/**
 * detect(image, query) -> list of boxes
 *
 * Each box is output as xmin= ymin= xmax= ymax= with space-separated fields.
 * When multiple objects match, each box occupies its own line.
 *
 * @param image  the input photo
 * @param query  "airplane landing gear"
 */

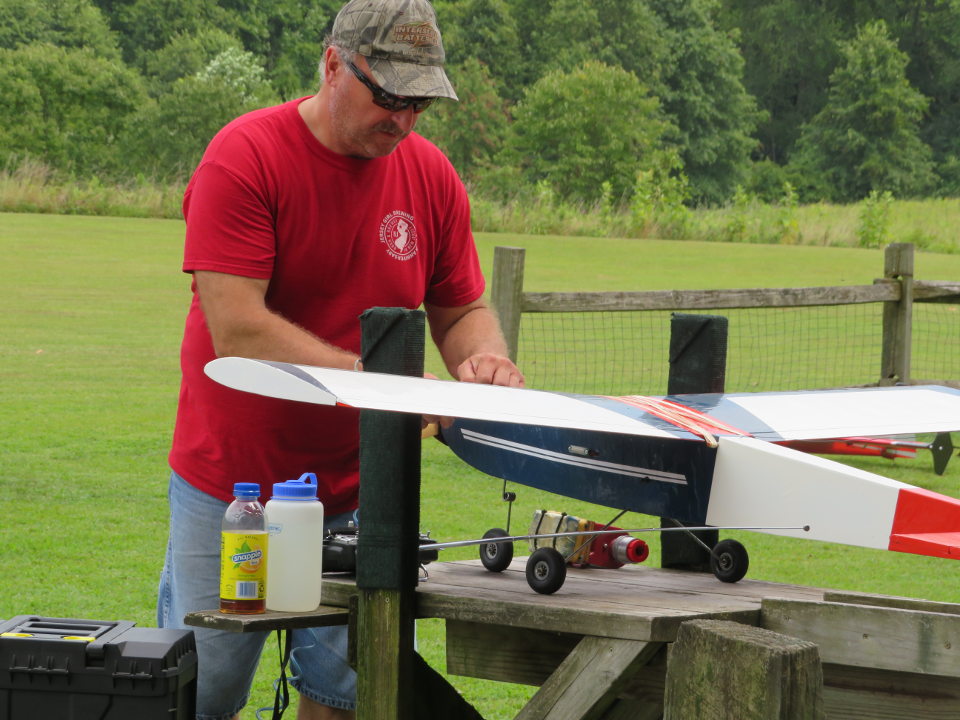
xmin=710 ymin=538 xmax=749 ymax=583
xmin=526 ymin=547 xmax=567 ymax=594
xmin=479 ymin=528 xmax=513 ymax=572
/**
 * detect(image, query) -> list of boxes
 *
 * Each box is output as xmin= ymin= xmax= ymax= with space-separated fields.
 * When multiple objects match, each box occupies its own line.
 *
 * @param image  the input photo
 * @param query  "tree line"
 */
xmin=1 ymin=0 xmax=954 ymax=208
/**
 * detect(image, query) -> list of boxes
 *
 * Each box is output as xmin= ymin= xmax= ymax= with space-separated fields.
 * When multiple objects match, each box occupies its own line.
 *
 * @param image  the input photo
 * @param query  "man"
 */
xmin=157 ymin=0 xmax=523 ymax=718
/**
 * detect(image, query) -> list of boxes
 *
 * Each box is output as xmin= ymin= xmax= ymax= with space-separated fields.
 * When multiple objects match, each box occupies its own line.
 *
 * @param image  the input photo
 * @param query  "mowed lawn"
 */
xmin=2 ymin=211 xmax=960 ymax=718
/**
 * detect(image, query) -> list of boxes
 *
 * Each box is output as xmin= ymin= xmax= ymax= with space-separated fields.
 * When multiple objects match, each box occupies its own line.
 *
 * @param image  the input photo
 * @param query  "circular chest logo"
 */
xmin=380 ymin=210 xmax=418 ymax=261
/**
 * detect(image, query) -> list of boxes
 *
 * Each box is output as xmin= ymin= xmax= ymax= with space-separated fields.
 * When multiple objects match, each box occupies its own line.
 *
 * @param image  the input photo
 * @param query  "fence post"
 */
xmin=492 ymin=246 xmax=526 ymax=363
xmin=880 ymin=243 xmax=914 ymax=385
xmin=663 ymin=620 xmax=824 ymax=719
xmin=661 ymin=313 xmax=727 ymax=571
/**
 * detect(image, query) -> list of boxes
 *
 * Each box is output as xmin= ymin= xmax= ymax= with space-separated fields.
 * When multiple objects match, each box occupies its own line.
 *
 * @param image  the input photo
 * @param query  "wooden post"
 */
xmin=660 ymin=313 xmax=726 ymax=571
xmin=355 ymin=307 xmax=485 ymax=720
xmin=663 ymin=620 xmax=824 ymax=720
xmin=880 ymin=243 xmax=914 ymax=385
xmin=356 ymin=307 xmax=425 ymax=720
xmin=491 ymin=246 xmax=526 ymax=363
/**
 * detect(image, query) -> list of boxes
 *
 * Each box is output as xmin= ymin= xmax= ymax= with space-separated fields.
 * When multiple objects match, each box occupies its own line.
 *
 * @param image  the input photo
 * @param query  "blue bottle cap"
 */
xmin=272 ymin=472 xmax=318 ymax=500
xmin=233 ymin=482 xmax=260 ymax=498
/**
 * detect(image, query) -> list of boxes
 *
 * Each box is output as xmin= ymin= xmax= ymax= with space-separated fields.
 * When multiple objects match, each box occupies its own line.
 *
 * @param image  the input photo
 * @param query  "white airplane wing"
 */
xmin=204 ymin=357 xmax=960 ymax=442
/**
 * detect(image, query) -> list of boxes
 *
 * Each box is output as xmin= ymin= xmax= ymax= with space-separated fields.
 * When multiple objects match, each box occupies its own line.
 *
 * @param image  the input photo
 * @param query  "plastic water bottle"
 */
xmin=219 ymin=482 xmax=268 ymax=614
xmin=265 ymin=472 xmax=325 ymax=612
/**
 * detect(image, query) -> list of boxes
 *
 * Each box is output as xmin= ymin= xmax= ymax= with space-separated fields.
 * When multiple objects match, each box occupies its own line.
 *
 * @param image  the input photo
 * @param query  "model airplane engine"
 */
xmin=589 ymin=532 xmax=650 ymax=568
xmin=528 ymin=510 xmax=649 ymax=569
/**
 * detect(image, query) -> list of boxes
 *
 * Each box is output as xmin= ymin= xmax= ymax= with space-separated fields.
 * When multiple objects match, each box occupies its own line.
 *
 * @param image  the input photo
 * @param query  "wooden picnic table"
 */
xmin=186 ymin=557 xmax=960 ymax=719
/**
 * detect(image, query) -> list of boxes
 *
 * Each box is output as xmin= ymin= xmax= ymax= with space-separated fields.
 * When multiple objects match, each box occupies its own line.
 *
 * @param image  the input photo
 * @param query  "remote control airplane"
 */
xmin=205 ymin=358 xmax=960 ymax=593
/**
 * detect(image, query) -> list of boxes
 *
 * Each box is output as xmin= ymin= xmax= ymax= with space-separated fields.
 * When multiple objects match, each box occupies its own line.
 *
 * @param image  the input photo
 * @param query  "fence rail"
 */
xmin=492 ymin=243 xmax=960 ymax=391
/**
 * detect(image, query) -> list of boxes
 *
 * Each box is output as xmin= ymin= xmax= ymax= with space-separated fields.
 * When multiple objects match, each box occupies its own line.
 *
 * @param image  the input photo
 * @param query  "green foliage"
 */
xmin=0 ymin=43 xmax=147 ymax=176
xmin=434 ymin=0 xmax=525 ymax=101
xmin=124 ymin=49 xmax=279 ymax=179
xmin=0 ymin=0 xmax=121 ymax=58
xmin=628 ymin=150 xmax=692 ymax=239
xmin=790 ymin=20 xmax=936 ymax=203
xmin=717 ymin=0 xmax=841 ymax=164
xmin=414 ymin=58 xmax=510 ymax=181
xmin=10 ymin=0 xmax=960 ymax=206
xmin=102 ymin=0 xmax=221 ymax=66
xmin=196 ymin=46 xmax=276 ymax=104
xmin=141 ymin=27 xmax=241 ymax=95
xmin=857 ymin=189 xmax=894 ymax=248
xmin=503 ymin=60 xmax=672 ymax=205
xmin=646 ymin=0 xmax=761 ymax=205
xmin=777 ymin=181 xmax=800 ymax=244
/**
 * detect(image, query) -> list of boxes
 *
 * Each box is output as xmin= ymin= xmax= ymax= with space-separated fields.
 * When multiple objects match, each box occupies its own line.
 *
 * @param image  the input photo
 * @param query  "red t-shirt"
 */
xmin=169 ymin=97 xmax=485 ymax=513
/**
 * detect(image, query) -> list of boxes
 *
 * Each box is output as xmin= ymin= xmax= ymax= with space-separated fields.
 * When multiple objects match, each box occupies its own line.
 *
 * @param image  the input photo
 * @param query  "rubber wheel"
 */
xmin=479 ymin=528 xmax=513 ymax=572
xmin=711 ymin=539 xmax=749 ymax=583
xmin=525 ymin=547 xmax=567 ymax=594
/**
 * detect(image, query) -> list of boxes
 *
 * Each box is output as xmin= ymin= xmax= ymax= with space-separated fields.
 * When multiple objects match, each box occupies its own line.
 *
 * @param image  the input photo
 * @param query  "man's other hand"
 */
xmin=456 ymin=352 xmax=524 ymax=387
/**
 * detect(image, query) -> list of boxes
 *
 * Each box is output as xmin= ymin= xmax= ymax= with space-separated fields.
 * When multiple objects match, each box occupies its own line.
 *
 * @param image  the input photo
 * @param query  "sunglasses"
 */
xmin=346 ymin=60 xmax=436 ymax=114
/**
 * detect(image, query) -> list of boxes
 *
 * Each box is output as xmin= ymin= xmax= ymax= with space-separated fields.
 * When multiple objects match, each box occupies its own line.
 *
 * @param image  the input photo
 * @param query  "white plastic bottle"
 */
xmin=265 ymin=472 xmax=325 ymax=611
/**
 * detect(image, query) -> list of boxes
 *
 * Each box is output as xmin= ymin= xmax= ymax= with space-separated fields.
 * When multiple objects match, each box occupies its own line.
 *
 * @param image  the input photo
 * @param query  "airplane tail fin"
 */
xmin=931 ymin=432 xmax=954 ymax=476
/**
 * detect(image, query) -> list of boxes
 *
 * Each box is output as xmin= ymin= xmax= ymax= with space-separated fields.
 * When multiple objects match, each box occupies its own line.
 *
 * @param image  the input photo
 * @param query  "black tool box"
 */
xmin=0 ymin=616 xmax=196 ymax=720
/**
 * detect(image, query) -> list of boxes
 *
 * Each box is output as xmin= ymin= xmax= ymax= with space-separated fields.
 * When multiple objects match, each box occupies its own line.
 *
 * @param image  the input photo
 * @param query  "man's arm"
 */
xmin=195 ymin=270 xmax=359 ymax=369
xmin=425 ymin=298 xmax=524 ymax=387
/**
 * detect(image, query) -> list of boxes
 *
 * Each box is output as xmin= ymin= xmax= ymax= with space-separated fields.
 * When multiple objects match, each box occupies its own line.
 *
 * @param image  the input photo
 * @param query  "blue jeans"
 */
xmin=157 ymin=471 xmax=357 ymax=719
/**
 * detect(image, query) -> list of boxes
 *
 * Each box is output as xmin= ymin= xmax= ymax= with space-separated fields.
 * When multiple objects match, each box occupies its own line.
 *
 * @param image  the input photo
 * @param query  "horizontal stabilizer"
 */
xmin=889 ymin=486 xmax=960 ymax=559
xmin=889 ymin=532 xmax=960 ymax=559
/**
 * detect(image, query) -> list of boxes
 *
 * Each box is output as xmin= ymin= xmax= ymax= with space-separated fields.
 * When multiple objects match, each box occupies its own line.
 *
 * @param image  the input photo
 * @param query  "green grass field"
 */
xmin=2 ymin=212 xmax=959 ymax=718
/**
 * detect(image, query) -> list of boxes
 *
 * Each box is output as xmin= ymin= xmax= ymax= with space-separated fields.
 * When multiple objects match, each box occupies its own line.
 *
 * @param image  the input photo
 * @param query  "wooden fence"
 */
xmin=491 ymin=242 xmax=960 ymax=389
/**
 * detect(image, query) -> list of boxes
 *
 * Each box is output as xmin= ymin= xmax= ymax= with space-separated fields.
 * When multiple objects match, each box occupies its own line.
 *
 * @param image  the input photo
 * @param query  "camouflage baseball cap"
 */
xmin=331 ymin=0 xmax=458 ymax=100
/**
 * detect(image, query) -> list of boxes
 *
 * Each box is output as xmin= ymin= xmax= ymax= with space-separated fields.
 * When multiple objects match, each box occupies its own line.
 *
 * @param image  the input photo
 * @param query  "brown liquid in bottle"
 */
xmin=220 ymin=597 xmax=266 ymax=614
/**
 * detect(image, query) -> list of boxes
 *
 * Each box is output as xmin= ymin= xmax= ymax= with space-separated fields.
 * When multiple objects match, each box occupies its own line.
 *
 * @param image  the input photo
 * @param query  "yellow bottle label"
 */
xmin=220 ymin=531 xmax=268 ymax=601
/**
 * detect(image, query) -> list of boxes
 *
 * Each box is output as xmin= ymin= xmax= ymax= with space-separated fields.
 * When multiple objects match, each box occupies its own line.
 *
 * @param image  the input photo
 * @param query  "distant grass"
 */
xmin=2 ymin=212 xmax=959 ymax=718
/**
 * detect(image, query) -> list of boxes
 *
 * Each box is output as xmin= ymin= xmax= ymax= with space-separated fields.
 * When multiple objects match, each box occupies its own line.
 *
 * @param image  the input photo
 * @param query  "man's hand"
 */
xmin=456 ymin=352 xmax=525 ymax=388
xmin=421 ymin=358 xmax=524 ymax=435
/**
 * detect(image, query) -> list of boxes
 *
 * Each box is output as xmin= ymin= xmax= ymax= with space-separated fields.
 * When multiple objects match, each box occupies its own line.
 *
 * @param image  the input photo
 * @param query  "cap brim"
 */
xmin=368 ymin=57 xmax=458 ymax=101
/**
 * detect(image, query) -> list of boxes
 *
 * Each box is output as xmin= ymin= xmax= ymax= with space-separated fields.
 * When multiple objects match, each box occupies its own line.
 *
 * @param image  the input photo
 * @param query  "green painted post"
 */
xmin=354 ymin=307 xmax=485 ymax=720
xmin=355 ymin=307 xmax=424 ymax=720
xmin=660 ymin=313 xmax=727 ymax=572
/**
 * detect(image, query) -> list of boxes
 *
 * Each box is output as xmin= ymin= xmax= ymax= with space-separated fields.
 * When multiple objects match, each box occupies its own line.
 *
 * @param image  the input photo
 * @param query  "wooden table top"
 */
xmin=321 ymin=558 xmax=826 ymax=643
xmin=186 ymin=558 xmax=828 ymax=641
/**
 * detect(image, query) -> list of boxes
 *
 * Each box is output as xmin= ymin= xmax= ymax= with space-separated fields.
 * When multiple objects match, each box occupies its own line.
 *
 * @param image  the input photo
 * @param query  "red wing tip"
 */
xmin=889 ymin=532 xmax=960 ymax=559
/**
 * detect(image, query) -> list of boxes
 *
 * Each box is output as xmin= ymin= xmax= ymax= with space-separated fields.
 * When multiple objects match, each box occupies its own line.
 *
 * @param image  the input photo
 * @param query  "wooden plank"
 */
xmin=822 ymin=663 xmax=960 ymax=720
xmin=824 ymin=591 xmax=960 ymax=616
xmin=520 ymin=283 xmax=898 ymax=313
xmin=445 ymin=620 xmax=580 ymax=686
xmin=445 ymin=619 xmax=668 ymax=708
xmin=663 ymin=619 xmax=824 ymax=720
xmin=914 ymin=280 xmax=960 ymax=302
xmin=183 ymin=605 xmax=349 ymax=632
xmin=599 ymin=699 xmax=663 ymax=720
xmin=762 ymin=598 xmax=960 ymax=676
xmin=355 ymin=588 xmax=416 ymax=720
xmin=515 ymin=636 xmax=663 ymax=720
xmin=491 ymin=246 xmax=526 ymax=362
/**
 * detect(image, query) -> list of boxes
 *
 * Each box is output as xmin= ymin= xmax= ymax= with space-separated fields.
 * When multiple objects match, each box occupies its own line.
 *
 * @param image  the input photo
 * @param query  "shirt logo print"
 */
xmin=380 ymin=210 xmax=419 ymax=261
